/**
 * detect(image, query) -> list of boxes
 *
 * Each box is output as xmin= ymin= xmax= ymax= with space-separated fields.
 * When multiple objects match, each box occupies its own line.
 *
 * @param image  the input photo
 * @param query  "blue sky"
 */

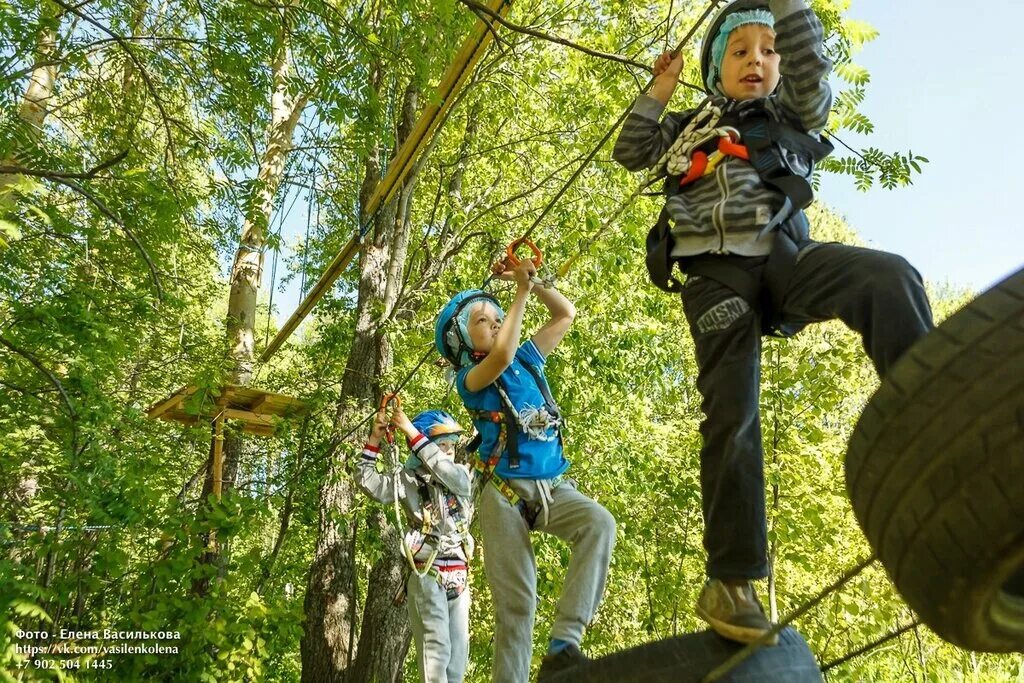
xmin=817 ymin=0 xmax=1024 ymax=292
xmin=264 ymin=0 xmax=1024 ymax=327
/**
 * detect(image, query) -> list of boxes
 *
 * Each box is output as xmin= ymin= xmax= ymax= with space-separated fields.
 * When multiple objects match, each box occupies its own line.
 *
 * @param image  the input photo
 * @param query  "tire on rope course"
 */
xmin=845 ymin=265 xmax=1024 ymax=652
xmin=541 ymin=627 xmax=822 ymax=682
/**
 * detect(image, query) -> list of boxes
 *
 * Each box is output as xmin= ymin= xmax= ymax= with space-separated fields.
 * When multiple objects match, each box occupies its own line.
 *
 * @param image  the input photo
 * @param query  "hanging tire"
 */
xmin=845 ymin=265 xmax=1024 ymax=652
xmin=540 ymin=627 xmax=822 ymax=683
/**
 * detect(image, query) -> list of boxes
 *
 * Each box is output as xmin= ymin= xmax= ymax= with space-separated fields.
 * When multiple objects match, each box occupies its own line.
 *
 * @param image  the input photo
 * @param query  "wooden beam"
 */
xmin=249 ymin=393 xmax=272 ymax=414
xmin=242 ymin=424 xmax=275 ymax=437
xmin=212 ymin=416 xmax=224 ymax=500
xmin=147 ymin=385 xmax=195 ymax=419
xmin=258 ymin=0 xmax=514 ymax=363
xmin=222 ymin=408 xmax=276 ymax=429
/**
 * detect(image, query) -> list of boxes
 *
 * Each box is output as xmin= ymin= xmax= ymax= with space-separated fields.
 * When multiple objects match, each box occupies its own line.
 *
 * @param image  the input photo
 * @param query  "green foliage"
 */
xmin=0 ymin=0 xmax=1015 ymax=681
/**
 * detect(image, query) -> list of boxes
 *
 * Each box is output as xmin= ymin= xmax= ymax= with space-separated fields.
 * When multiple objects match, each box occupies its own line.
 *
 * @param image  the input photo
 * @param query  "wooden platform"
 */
xmin=146 ymin=384 xmax=306 ymax=436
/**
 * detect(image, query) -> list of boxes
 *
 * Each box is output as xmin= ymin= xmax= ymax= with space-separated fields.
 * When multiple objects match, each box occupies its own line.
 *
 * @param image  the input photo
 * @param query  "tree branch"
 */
xmin=48 ymin=177 xmax=164 ymax=302
xmin=47 ymin=0 xmax=185 ymax=157
xmin=0 ymin=334 xmax=76 ymax=419
xmin=457 ymin=0 xmax=650 ymax=73
xmin=0 ymin=149 xmax=128 ymax=180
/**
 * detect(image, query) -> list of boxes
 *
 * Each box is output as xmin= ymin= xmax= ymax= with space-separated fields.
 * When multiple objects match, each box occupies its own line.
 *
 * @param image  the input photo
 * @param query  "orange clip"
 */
xmin=679 ymin=151 xmax=709 ymax=188
xmin=718 ymin=135 xmax=749 ymax=160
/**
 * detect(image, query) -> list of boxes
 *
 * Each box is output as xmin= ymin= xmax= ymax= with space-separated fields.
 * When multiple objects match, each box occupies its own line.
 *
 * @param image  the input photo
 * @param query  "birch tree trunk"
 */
xmin=0 ymin=4 xmax=59 ymax=200
xmin=195 ymin=5 xmax=307 ymax=592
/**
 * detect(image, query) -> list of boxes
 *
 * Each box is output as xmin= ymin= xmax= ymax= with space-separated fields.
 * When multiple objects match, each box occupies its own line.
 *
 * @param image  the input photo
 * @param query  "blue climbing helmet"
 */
xmin=405 ymin=410 xmax=464 ymax=469
xmin=411 ymin=410 xmax=464 ymax=442
xmin=700 ymin=0 xmax=773 ymax=95
xmin=434 ymin=289 xmax=504 ymax=368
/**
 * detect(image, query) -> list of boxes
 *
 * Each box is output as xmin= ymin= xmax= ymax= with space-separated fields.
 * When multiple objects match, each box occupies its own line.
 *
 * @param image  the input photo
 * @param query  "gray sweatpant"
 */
xmin=407 ymin=572 xmax=471 ymax=683
xmin=479 ymin=477 xmax=616 ymax=683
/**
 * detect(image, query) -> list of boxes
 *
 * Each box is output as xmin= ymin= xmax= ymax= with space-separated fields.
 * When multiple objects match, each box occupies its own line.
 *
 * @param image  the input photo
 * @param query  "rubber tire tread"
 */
xmin=540 ymin=627 xmax=822 ymax=683
xmin=845 ymin=265 xmax=1024 ymax=652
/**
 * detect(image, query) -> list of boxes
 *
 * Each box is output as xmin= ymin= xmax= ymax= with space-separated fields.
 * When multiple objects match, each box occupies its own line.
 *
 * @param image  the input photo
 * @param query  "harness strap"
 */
xmin=414 ymin=559 xmax=469 ymax=601
xmin=466 ymin=416 xmax=521 ymax=505
xmin=678 ymin=216 xmax=809 ymax=338
xmin=492 ymin=379 xmax=522 ymax=470
xmin=471 ymin=455 xmax=522 ymax=507
xmin=466 ymin=359 xmax=563 ymax=472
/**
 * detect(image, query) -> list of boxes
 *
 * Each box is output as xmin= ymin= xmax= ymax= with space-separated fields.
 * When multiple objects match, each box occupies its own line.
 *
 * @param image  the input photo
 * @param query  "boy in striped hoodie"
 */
xmin=613 ymin=0 xmax=933 ymax=644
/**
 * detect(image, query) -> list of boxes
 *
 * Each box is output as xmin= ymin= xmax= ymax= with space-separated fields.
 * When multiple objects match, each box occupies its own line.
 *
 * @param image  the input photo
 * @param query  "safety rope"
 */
xmin=664 ymin=102 xmax=720 ymax=175
xmin=514 ymin=0 xmax=728 ymax=250
xmin=379 ymin=394 xmax=439 ymax=578
xmin=273 ymin=345 xmax=438 ymax=490
xmin=820 ymin=618 xmax=922 ymax=674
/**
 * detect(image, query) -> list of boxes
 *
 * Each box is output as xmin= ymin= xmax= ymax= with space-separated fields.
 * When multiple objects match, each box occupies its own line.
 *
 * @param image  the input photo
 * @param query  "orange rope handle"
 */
xmin=503 ymin=237 xmax=544 ymax=269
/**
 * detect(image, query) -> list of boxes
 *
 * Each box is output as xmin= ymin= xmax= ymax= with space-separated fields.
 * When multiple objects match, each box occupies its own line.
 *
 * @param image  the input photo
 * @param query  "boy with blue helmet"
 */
xmin=435 ymin=259 xmax=616 ymax=682
xmin=356 ymin=405 xmax=474 ymax=683
xmin=613 ymin=0 xmax=933 ymax=645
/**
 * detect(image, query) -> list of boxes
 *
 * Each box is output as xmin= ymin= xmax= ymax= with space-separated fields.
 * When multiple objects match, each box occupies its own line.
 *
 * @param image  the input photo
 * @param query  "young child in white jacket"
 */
xmin=356 ymin=406 xmax=474 ymax=683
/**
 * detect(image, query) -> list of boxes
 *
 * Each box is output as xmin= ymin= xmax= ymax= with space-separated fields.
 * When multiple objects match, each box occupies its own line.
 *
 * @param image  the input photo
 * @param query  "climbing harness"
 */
xmin=381 ymin=396 xmax=475 ymax=599
xmin=414 ymin=557 xmax=470 ymax=601
xmin=645 ymin=96 xmax=834 ymax=336
xmin=466 ymin=414 xmax=552 ymax=530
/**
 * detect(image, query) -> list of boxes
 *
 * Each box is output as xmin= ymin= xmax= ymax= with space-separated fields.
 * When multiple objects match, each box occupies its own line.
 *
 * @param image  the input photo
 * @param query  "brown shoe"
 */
xmin=696 ymin=579 xmax=779 ymax=645
xmin=537 ymin=643 xmax=589 ymax=680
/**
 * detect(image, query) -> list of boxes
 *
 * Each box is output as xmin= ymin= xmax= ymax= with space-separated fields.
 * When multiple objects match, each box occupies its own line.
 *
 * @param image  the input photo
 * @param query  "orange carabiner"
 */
xmin=504 ymin=237 xmax=544 ymax=269
xmin=379 ymin=393 xmax=401 ymax=443
xmin=718 ymin=135 xmax=749 ymax=161
xmin=679 ymin=150 xmax=709 ymax=188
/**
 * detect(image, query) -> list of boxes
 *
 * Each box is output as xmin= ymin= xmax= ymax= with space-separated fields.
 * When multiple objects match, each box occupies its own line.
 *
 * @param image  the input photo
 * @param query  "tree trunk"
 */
xmin=195 ymin=5 xmax=307 ymax=593
xmin=1 ymin=5 xmax=59 ymax=212
xmin=226 ymin=37 xmax=307 ymax=390
xmin=302 ymin=79 xmax=421 ymax=683
xmin=301 ymin=235 xmax=393 ymax=683
xmin=348 ymin=511 xmax=412 ymax=683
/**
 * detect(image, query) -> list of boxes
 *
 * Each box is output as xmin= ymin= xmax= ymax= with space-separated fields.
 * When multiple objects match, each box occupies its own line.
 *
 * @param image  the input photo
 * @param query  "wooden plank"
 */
xmin=147 ymin=385 xmax=196 ymax=419
xmin=222 ymin=408 xmax=277 ymax=429
xmin=242 ymin=424 xmax=275 ymax=437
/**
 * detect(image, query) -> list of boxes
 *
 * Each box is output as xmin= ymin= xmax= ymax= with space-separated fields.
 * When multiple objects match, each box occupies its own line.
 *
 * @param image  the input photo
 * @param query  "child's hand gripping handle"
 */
xmin=492 ymin=237 xmax=556 ymax=289
xmin=502 ymin=237 xmax=544 ymax=269
xmin=379 ymin=393 xmax=401 ymax=444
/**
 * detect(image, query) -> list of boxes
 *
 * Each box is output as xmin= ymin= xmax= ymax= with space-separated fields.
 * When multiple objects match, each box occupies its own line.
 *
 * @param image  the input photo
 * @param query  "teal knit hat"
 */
xmin=705 ymin=9 xmax=775 ymax=93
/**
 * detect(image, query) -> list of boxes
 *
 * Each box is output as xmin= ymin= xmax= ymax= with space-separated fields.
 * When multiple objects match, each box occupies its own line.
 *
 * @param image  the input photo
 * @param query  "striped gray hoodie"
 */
xmin=613 ymin=0 xmax=832 ymax=257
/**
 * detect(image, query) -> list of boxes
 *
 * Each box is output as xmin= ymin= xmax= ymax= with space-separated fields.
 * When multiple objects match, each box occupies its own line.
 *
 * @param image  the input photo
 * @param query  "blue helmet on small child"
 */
xmin=405 ymin=410 xmax=464 ymax=470
xmin=411 ymin=410 xmax=463 ymax=443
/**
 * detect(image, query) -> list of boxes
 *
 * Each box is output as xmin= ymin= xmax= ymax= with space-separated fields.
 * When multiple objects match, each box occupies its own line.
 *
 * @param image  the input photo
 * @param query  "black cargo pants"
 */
xmin=680 ymin=242 xmax=935 ymax=579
